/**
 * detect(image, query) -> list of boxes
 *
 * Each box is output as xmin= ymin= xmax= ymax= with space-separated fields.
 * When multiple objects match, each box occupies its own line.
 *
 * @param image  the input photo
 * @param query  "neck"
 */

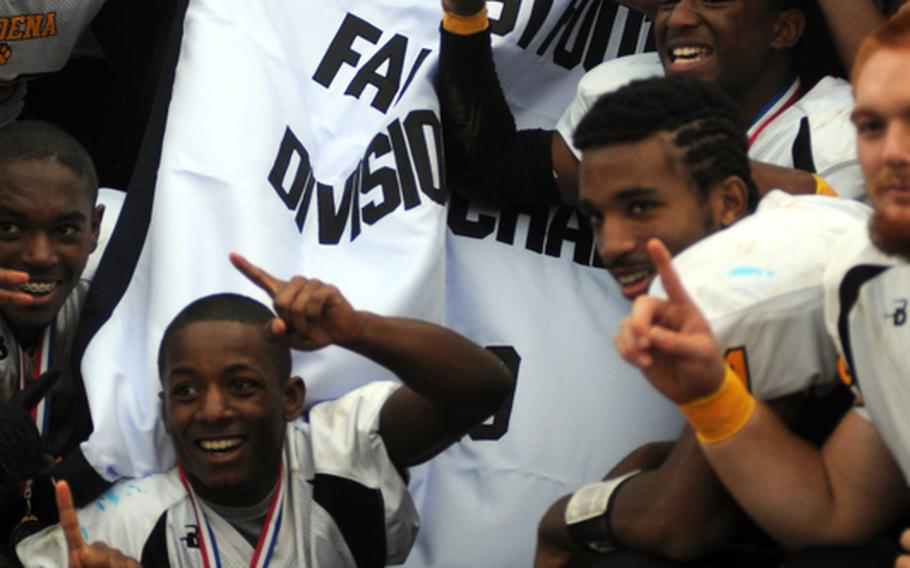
xmin=732 ymin=59 xmax=799 ymax=129
xmin=11 ymin=326 xmax=43 ymax=352
xmin=187 ymin=461 xmax=281 ymax=508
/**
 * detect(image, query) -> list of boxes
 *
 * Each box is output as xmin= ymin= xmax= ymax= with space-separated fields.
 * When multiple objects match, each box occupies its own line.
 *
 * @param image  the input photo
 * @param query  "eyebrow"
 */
xmin=223 ymin=363 xmax=261 ymax=375
xmin=613 ymin=187 xmax=659 ymax=201
xmin=167 ymin=367 xmax=196 ymax=380
xmin=850 ymin=102 xmax=887 ymax=121
xmin=578 ymin=201 xmax=598 ymax=218
xmin=0 ymin=209 xmax=89 ymax=222
xmin=55 ymin=212 xmax=89 ymax=224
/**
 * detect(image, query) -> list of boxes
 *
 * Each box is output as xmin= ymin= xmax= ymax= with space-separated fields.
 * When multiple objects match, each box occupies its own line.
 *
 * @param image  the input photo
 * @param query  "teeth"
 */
xmin=671 ymin=46 xmax=711 ymax=61
xmin=199 ymin=438 xmax=243 ymax=451
xmin=617 ymin=270 xmax=651 ymax=286
xmin=19 ymin=281 xmax=57 ymax=295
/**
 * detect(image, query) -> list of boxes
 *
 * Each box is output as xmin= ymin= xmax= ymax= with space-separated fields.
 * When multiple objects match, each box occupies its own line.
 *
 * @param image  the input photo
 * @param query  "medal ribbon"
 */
xmin=747 ymin=78 xmax=802 ymax=148
xmin=178 ymin=462 xmax=285 ymax=568
xmin=18 ymin=325 xmax=54 ymax=438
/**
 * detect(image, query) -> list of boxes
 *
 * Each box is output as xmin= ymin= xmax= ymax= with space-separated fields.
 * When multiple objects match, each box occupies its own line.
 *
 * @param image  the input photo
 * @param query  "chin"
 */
xmin=1 ymin=306 xmax=59 ymax=339
xmin=869 ymin=209 xmax=910 ymax=262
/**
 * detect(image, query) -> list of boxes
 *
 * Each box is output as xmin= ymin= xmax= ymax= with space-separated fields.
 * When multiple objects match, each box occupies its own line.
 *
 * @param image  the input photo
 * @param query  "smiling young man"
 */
xmin=533 ymin=76 xmax=871 ymax=568
xmin=0 ymin=120 xmax=109 ymax=563
xmin=17 ymin=254 xmax=514 ymax=567
xmin=439 ymin=0 xmax=862 ymax=205
xmin=607 ymin=12 xmax=910 ymax=567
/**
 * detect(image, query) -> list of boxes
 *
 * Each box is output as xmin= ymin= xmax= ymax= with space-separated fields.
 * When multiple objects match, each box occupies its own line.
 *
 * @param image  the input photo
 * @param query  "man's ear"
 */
xmin=713 ymin=175 xmax=750 ymax=229
xmin=159 ymin=391 xmax=169 ymax=434
xmin=770 ymin=8 xmax=805 ymax=50
xmin=90 ymin=204 xmax=105 ymax=253
xmin=283 ymin=377 xmax=305 ymax=421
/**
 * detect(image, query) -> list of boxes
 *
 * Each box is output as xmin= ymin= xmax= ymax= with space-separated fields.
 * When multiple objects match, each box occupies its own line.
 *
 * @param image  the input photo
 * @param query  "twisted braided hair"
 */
xmin=573 ymin=76 xmax=758 ymax=212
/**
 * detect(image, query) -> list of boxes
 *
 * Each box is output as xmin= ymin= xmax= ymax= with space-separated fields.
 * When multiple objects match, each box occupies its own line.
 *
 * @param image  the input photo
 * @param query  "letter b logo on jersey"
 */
xmin=887 ymin=299 xmax=907 ymax=327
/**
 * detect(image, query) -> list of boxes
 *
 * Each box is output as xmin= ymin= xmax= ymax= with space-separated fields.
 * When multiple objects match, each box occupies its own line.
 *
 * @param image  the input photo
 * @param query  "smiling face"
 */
xmin=656 ymin=0 xmax=794 ymax=98
xmin=580 ymin=133 xmax=737 ymax=300
xmin=161 ymin=320 xmax=304 ymax=507
xmin=0 ymin=157 xmax=101 ymax=344
xmin=852 ymin=47 xmax=910 ymax=260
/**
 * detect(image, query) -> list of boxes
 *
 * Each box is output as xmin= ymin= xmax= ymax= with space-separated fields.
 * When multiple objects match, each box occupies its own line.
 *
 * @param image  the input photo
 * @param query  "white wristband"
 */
xmin=564 ymin=470 xmax=641 ymax=553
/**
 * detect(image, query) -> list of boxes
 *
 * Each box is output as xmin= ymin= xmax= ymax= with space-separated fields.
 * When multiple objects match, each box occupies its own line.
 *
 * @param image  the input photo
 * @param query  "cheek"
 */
xmin=858 ymin=139 xmax=884 ymax=182
xmin=659 ymin=217 xmax=708 ymax=256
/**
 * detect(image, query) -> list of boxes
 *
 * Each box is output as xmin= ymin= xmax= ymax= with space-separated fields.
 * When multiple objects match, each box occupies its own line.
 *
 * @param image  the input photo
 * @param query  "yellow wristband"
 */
xmin=813 ymin=174 xmax=838 ymax=197
xmin=678 ymin=365 xmax=756 ymax=445
xmin=443 ymin=8 xmax=490 ymax=36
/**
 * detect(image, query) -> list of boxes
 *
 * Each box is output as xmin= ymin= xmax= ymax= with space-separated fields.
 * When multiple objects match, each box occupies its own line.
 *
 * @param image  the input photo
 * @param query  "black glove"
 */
xmin=0 ymin=371 xmax=61 ymax=484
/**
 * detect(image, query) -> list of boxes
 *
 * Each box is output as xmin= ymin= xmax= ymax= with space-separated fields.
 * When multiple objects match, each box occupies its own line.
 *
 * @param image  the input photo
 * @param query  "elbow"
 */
xmin=775 ymin=525 xmax=881 ymax=553
xmin=484 ymin=362 xmax=515 ymax=414
xmin=660 ymin=529 xmax=730 ymax=562
xmin=648 ymin=508 xmax=737 ymax=561
xmin=470 ymin=360 xmax=515 ymax=418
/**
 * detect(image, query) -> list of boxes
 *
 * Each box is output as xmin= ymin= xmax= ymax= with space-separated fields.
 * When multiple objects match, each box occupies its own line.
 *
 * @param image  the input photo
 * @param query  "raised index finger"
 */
xmin=647 ymin=239 xmax=694 ymax=306
xmin=56 ymin=480 xmax=85 ymax=556
xmin=229 ymin=253 xmax=283 ymax=297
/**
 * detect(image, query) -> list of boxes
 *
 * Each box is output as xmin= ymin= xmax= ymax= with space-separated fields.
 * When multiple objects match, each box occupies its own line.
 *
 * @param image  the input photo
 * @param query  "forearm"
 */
xmin=605 ymin=440 xmax=674 ymax=477
xmin=609 ymin=429 xmax=738 ymax=560
xmin=816 ymin=0 xmax=886 ymax=72
xmin=535 ymin=436 xmax=722 ymax=565
xmin=750 ymin=160 xmax=817 ymax=197
xmin=343 ymin=312 xmax=512 ymax=414
xmin=701 ymin=405 xmax=907 ymax=549
xmin=438 ymin=10 xmax=561 ymax=206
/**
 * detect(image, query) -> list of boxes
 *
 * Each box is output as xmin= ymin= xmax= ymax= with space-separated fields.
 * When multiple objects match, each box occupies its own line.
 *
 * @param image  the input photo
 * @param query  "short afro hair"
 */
xmin=0 ymin=120 xmax=98 ymax=202
xmin=573 ymin=75 xmax=758 ymax=212
xmin=157 ymin=293 xmax=291 ymax=383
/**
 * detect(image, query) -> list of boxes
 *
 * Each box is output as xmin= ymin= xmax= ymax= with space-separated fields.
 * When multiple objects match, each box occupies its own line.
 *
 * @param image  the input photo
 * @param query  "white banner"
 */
xmin=78 ymin=1 xmax=681 ymax=566
xmin=80 ymin=0 xmax=448 ymax=479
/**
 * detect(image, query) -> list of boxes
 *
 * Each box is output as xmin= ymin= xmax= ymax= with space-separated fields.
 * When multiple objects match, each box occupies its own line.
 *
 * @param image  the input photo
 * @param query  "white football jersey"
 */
xmin=555 ymin=53 xmax=865 ymax=201
xmin=823 ymin=225 xmax=910 ymax=483
xmin=0 ymin=0 xmax=105 ymax=82
xmin=409 ymin=7 xmax=685 ymax=568
xmin=650 ymin=192 xmax=871 ymax=400
xmin=19 ymin=382 xmax=418 ymax=567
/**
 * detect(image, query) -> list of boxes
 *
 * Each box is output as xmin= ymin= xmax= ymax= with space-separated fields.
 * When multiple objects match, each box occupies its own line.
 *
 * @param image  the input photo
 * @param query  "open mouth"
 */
xmin=667 ymin=44 xmax=714 ymax=70
xmin=195 ymin=437 xmax=246 ymax=455
xmin=610 ymin=267 xmax=656 ymax=300
xmin=18 ymin=280 xmax=59 ymax=296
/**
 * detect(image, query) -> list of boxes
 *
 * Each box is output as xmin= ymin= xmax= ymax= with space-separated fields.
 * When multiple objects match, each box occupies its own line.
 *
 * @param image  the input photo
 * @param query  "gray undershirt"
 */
xmin=201 ymin=485 xmax=277 ymax=548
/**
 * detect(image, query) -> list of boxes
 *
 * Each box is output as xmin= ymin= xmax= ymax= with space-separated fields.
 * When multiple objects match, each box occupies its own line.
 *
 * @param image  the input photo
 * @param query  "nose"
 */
xmin=883 ymin=121 xmax=910 ymax=170
xmin=21 ymin=232 xmax=57 ymax=269
xmin=596 ymin=218 xmax=638 ymax=266
xmin=664 ymin=0 xmax=701 ymax=31
xmin=196 ymin=386 xmax=234 ymax=423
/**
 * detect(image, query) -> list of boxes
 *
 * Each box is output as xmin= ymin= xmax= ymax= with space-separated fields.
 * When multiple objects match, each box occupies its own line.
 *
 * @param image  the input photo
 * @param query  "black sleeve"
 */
xmin=437 ymin=26 xmax=562 ymax=206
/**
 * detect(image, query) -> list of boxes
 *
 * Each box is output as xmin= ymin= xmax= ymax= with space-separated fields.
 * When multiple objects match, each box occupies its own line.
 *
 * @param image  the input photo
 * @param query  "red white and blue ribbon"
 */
xmin=18 ymin=325 xmax=54 ymax=438
xmin=178 ymin=462 xmax=286 ymax=568
xmin=747 ymin=78 xmax=802 ymax=148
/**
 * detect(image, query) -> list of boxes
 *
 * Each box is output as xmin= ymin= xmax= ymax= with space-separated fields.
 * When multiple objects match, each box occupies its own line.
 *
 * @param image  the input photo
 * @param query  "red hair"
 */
xmin=852 ymin=11 xmax=910 ymax=87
